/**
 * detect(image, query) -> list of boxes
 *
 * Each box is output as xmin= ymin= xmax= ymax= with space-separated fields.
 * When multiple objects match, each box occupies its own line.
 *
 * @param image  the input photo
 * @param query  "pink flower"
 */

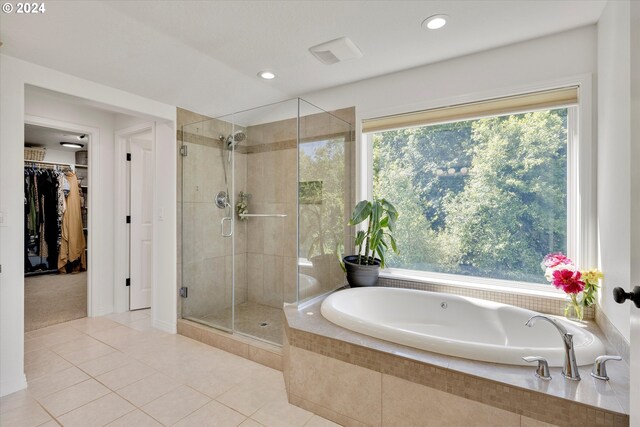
xmin=552 ymin=269 xmax=585 ymax=294
xmin=542 ymin=252 xmax=574 ymax=269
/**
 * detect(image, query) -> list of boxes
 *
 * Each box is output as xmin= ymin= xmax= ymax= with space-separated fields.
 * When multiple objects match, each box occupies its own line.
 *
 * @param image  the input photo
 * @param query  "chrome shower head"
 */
xmin=226 ymin=130 xmax=246 ymax=149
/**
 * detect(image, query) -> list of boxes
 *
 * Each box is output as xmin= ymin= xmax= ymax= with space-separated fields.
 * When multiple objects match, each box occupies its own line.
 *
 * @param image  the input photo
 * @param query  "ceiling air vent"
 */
xmin=309 ymin=37 xmax=363 ymax=65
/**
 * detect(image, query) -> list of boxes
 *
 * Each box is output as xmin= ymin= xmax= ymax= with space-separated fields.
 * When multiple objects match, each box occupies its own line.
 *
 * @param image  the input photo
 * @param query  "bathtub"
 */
xmin=320 ymin=287 xmax=605 ymax=367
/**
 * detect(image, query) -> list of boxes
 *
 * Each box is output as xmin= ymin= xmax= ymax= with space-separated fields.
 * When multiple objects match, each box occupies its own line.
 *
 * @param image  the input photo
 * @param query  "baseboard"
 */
xmin=0 ymin=372 xmax=27 ymax=397
xmin=153 ymin=318 xmax=177 ymax=334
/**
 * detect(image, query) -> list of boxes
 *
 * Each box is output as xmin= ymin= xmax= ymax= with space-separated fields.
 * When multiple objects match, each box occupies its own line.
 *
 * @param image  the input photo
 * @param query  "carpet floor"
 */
xmin=24 ymin=272 xmax=87 ymax=332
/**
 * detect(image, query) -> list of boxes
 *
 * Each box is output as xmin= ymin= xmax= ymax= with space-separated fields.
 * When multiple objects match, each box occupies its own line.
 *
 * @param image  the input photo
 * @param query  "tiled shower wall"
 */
xmin=243 ymin=107 xmax=355 ymax=308
xmin=245 ymin=146 xmax=298 ymax=308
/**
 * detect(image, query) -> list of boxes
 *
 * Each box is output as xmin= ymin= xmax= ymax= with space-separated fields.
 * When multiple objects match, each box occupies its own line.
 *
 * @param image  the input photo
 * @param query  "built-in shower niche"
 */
xmin=179 ymin=99 xmax=353 ymax=346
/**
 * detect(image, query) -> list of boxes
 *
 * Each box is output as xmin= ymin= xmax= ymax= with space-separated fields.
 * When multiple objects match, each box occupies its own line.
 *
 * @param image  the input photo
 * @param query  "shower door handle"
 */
xmin=221 ymin=217 xmax=233 ymax=237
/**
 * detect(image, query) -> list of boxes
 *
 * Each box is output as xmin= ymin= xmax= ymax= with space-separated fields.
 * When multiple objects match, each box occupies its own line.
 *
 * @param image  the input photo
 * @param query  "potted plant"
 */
xmin=342 ymin=198 xmax=399 ymax=287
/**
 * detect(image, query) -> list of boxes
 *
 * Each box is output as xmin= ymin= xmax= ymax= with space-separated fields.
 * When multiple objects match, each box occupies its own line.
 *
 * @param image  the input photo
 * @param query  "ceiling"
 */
xmin=24 ymin=124 xmax=87 ymax=151
xmin=0 ymin=1 xmax=606 ymax=117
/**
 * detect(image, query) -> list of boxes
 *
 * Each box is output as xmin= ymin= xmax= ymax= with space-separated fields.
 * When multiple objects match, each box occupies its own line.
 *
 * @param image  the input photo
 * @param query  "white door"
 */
xmin=129 ymin=135 xmax=153 ymax=310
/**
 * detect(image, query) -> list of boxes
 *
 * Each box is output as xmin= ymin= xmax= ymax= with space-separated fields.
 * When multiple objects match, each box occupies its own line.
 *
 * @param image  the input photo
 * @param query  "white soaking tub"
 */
xmin=320 ymin=287 xmax=605 ymax=367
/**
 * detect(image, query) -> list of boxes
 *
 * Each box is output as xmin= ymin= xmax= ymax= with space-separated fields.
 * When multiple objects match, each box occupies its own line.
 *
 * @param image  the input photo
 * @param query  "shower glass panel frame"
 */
xmin=180 ymin=98 xmax=352 ymax=346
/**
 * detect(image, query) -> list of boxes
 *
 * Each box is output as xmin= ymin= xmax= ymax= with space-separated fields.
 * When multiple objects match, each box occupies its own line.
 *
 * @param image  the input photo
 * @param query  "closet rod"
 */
xmin=24 ymin=159 xmax=74 ymax=167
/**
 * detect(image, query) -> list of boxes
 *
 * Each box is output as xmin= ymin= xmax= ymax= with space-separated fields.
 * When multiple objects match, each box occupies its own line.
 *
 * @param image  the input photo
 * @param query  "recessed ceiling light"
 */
xmin=422 ymin=14 xmax=448 ymax=30
xmin=60 ymin=142 xmax=84 ymax=149
xmin=258 ymin=71 xmax=276 ymax=80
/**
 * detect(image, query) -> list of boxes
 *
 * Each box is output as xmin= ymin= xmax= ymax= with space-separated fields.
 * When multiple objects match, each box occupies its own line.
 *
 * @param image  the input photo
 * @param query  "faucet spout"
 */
xmin=525 ymin=315 xmax=580 ymax=380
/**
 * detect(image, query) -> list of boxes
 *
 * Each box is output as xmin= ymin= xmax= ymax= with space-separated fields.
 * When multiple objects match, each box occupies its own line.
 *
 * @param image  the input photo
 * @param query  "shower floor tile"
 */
xmin=199 ymin=301 xmax=284 ymax=345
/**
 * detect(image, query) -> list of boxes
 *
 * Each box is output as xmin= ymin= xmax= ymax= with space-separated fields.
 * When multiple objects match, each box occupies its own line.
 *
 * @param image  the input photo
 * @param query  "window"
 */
xmin=363 ymin=88 xmax=580 ymax=287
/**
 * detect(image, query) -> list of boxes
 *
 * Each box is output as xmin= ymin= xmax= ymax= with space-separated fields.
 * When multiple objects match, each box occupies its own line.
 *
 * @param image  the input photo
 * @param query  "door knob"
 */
xmin=613 ymin=286 xmax=640 ymax=308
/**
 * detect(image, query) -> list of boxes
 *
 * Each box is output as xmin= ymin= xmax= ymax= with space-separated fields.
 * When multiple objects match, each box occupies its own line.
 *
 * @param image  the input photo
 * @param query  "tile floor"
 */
xmin=199 ymin=302 xmax=284 ymax=345
xmin=1 ymin=310 xmax=338 ymax=427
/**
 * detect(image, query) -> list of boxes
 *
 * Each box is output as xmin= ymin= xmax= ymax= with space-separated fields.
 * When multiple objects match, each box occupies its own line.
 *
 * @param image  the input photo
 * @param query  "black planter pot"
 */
xmin=343 ymin=255 xmax=381 ymax=287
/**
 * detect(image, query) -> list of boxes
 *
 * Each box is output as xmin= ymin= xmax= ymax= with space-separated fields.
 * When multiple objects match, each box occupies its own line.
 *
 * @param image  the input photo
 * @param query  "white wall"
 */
xmin=597 ymin=0 xmax=632 ymax=342
xmin=0 ymin=54 xmax=176 ymax=397
xmin=302 ymin=26 xmax=596 ymax=119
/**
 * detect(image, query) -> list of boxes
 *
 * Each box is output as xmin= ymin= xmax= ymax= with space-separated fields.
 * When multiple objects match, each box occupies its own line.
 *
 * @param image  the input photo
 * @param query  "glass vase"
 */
xmin=564 ymin=294 xmax=584 ymax=321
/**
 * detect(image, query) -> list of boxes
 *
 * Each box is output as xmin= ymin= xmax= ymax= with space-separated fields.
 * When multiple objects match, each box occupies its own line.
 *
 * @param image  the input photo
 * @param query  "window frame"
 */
xmin=358 ymin=77 xmax=595 ymax=296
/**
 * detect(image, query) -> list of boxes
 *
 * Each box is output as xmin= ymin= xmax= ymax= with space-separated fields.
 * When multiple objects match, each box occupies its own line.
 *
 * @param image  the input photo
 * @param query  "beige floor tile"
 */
xmin=186 ymin=369 xmax=247 ymax=399
xmin=173 ymin=400 xmax=246 ymax=427
xmin=57 ymin=393 xmax=135 ymax=427
xmin=92 ymin=326 xmax=156 ymax=352
xmin=0 ymin=399 xmax=52 ymax=427
xmin=0 ymin=390 xmax=35 ymax=415
xmin=25 ymin=353 xmax=73 ymax=381
xmin=116 ymin=372 xmax=181 ymax=407
xmin=57 ymin=342 xmax=116 ymax=365
xmin=127 ymin=317 xmax=152 ymax=331
xmin=24 ymin=338 xmax=48 ymax=354
xmin=39 ymin=379 xmax=110 ymax=417
xmin=521 ymin=416 xmax=559 ymax=427
xmin=245 ymin=365 xmax=286 ymax=391
xmin=95 ymin=360 xmax=157 ymax=390
xmin=216 ymin=377 xmax=285 ymax=417
xmin=303 ymin=415 xmax=341 ymax=427
xmin=68 ymin=317 xmax=121 ymax=335
xmin=36 ymin=420 xmax=61 ymax=427
xmin=24 ymin=348 xmax=59 ymax=368
xmin=25 ymin=328 xmax=86 ymax=351
xmin=27 ymin=367 xmax=90 ymax=400
xmin=251 ymin=397 xmax=314 ymax=427
xmin=239 ymin=419 xmax=264 ymax=427
xmin=25 ymin=323 xmax=72 ymax=340
xmin=50 ymin=335 xmax=108 ymax=356
xmin=105 ymin=409 xmax=163 ymax=427
xmin=77 ymin=351 xmax=132 ymax=377
xmin=104 ymin=310 xmax=150 ymax=325
xmin=141 ymin=385 xmax=210 ymax=426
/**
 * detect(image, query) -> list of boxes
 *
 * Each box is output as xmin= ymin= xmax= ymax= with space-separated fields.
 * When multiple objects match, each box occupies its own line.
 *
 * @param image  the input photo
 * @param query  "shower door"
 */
xmin=180 ymin=119 xmax=235 ymax=331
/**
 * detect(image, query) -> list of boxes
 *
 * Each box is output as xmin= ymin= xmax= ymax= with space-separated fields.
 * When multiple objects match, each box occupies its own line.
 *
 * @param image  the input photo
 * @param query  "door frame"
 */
xmin=114 ymin=122 xmax=156 ymax=313
xmin=23 ymin=114 xmax=99 ymax=317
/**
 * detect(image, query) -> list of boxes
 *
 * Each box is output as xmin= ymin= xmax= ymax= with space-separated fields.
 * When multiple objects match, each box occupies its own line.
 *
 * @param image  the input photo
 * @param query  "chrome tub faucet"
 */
xmin=525 ymin=314 xmax=580 ymax=381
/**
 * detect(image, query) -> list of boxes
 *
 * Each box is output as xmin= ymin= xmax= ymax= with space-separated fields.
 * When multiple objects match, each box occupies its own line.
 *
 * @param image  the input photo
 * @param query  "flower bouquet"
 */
xmin=541 ymin=253 xmax=603 ymax=321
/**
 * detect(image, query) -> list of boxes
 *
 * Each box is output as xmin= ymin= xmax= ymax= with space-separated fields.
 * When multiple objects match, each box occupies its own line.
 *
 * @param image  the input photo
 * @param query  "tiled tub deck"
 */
xmin=283 ymin=301 xmax=630 ymax=427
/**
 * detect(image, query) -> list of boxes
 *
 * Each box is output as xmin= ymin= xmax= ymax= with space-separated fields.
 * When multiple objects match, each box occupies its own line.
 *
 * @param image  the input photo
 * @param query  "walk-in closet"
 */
xmin=24 ymin=124 xmax=89 ymax=331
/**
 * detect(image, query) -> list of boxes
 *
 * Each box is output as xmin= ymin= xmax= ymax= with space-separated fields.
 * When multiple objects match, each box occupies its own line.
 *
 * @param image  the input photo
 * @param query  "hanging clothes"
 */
xmin=58 ymin=171 xmax=86 ymax=273
xmin=38 ymin=170 xmax=61 ymax=269
xmin=24 ymin=168 xmax=64 ymax=272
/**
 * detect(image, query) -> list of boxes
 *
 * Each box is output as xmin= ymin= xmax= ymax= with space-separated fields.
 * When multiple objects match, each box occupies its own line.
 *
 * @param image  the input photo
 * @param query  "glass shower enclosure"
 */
xmin=179 ymin=98 xmax=352 ymax=345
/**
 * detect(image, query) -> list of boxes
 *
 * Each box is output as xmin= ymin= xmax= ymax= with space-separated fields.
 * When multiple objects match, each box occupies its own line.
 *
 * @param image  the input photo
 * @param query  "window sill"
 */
xmin=379 ymin=268 xmax=566 ymax=301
